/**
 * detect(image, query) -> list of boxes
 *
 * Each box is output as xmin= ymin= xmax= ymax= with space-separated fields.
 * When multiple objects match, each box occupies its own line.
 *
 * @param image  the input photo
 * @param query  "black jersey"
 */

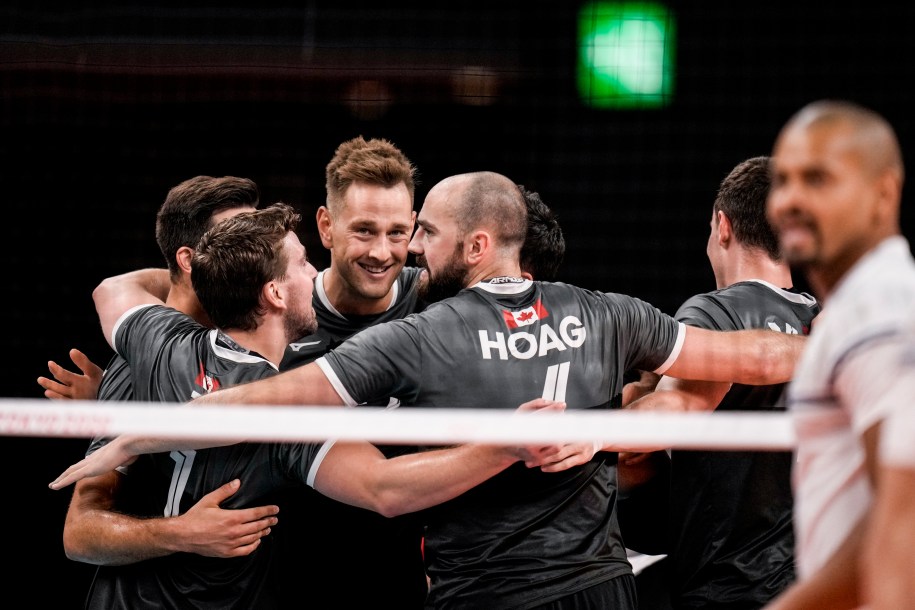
xmin=667 ymin=280 xmax=819 ymax=609
xmin=85 ymin=354 xmax=133 ymax=455
xmin=281 ymin=266 xmax=426 ymax=368
xmin=318 ymin=278 xmax=683 ymax=610
xmin=275 ymin=267 xmax=429 ymax=609
xmin=86 ymin=304 xmax=330 ymax=610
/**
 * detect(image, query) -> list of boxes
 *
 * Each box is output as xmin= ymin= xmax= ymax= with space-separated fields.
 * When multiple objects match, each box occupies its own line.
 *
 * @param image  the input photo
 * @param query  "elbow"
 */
xmin=92 ymin=278 xmax=117 ymax=312
xmin=368 ymin=492 xmax=409 ymax=518
xmin=63 ymin=528 xmax=101 ymax=565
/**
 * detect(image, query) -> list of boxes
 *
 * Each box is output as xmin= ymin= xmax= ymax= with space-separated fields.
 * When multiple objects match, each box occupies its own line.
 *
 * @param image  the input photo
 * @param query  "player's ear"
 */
xmin=716 ymin=210 xmax=732 ymax=246
xmin=465 ymin=230 xmax=491 ymax=265
xmin=262 ymin=279 xmax=284 ymax=310
xmin=316 ymin=206 xmax=334 ymax=249
xmin=176 ymin=246 xmax=194 ymax=275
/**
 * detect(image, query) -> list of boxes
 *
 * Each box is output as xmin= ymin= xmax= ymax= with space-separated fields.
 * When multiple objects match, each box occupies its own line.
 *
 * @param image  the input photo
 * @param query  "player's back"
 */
xmin=88 ymin=304 xmax=315 ymax=610
xmin=668 ymin=280 xmax=819 ymax=609
xmin=322 ymin=278 xmax=682 ymax=609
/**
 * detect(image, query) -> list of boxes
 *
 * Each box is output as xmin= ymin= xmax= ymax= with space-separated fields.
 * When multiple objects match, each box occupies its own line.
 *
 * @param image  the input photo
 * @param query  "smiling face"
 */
xmin=318 ymin=180 xmax=415 ymax=313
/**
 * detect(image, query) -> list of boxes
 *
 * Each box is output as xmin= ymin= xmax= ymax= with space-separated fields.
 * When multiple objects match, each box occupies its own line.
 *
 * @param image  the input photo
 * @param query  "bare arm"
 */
xmin=613 ymin=374 xmax=732 ymax=474
xmin=49 ymin=364 xmax=344 ymax=489
xmin=664 ymin=325 xmax=805 ymax=385
xmin=862 ymin=464 xmax=915 ymax=610
xmin=627 ymin=374 xmax=731 ymax=414
xmin=94 ymin=268 xmax=171 ymax=349
xmin=193 ymin=361 xmax=344 ymax=407
xmin=64 ymin=472 xmax=279 ymax=565
xmin=37 ymin=348 xmax=104 ymax=400
xmin=315 ymin=398 xmax=566 ymax=517
xmin=621 ymin=370 xmax=661 ymax=406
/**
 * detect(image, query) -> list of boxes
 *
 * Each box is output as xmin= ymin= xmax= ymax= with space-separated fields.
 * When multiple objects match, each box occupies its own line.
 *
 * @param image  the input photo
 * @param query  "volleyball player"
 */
xmin=58 ymin=171 xmax=808 ymax=609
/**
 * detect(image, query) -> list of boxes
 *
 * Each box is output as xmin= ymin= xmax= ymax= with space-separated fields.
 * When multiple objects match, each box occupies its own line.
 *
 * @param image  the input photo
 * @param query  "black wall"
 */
xmin=4 ymin=2 xmax=915 ymax=605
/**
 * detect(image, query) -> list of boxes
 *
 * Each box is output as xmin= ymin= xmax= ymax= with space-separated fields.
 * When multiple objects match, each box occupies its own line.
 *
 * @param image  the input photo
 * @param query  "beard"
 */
xmin=283 ymin=292 xmax=319 ymax=340
xmin=417 ymin=249 xmax=468 ymax=304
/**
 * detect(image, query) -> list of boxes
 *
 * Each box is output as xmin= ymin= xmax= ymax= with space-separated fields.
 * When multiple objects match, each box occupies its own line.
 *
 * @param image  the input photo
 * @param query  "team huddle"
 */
xmin=39 ymin=100 xmax=915 ymax=610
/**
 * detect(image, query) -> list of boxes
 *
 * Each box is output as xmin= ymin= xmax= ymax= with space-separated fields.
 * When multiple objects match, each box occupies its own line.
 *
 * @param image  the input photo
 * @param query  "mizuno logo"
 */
xmin=288 ymin=340 xmax=322 ymax=352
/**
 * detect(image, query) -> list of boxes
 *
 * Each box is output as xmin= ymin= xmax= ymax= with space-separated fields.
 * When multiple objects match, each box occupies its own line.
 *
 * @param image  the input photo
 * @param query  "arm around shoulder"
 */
xmin=93 ymin=268 xmax=170 ymax=348
xmin=665 ymin=326 xmax=805 ymax=385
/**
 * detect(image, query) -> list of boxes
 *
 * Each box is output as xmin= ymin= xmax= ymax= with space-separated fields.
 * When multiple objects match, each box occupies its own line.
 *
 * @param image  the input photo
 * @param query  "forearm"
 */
xmin=121 ymin=434 xmax=233 ymax=455
xmin=192 ymin=364 xmax=343 ymax=408
xmin=64 ymin=475 xmax=183 ymax=565
xmin=379 ymin=444 xmax=516 ymax=515
xmin=668 ymin=327 xmax=805 ymax=385
xmin=318 ymin=443 xmax=516 ymax=518
xmin=626 ymin=388 xmax=694 ymax=412
xmin=746 ymin=329 xmax=806 ymax=385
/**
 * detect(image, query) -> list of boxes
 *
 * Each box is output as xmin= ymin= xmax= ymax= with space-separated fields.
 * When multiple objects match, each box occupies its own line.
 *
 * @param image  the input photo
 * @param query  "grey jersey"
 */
xmin=318 ymin=278 xmax=682 ymax=610
xmin=87 ymin=304 xmax=329 ymax=610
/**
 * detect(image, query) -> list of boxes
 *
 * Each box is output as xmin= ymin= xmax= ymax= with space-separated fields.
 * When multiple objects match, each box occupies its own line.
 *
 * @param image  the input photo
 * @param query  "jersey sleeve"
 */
xmin=319 ymin=317 xmax=424 ymax=406
xmin=274 ymin=440 xmax=334 ymax=487
xmin=605 ymin=292 xmax=683 ymax=374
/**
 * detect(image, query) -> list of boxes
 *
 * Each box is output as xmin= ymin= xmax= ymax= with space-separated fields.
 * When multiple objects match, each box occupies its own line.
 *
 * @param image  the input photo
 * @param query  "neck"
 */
xmin=718 ymin=249 xmax=793 ymax=290
xmin=221 ymin=320 xmax=288 ymax=367
xmin=165 ymin=283 xmax=213 ymax=327
xmin=465 ymin=264 xmax=524 ymax=287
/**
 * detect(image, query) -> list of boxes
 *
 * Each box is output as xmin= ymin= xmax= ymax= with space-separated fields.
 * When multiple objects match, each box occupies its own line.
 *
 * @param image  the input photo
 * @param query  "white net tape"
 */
xmin=0 ymin=398 xmax=797 ymax=450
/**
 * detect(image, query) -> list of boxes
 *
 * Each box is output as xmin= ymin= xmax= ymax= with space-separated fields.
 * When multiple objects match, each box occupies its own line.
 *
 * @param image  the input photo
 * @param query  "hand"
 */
xmin=37 ymin=348 xmax=103 ymax=400
xmin=523 ymin=441 xmax=601 ymax=473
xmin=622 ymin=370 xmax=661 ymax=406
xmin=509 ymin=399 xmax=597 ymax=471
xmin=175 ymin=479 xmax=280 ymax=558
xmin=618 ymin=450 xmax=667 ymax=493
xmin=49 ymin=437 xmax=137 ymax=490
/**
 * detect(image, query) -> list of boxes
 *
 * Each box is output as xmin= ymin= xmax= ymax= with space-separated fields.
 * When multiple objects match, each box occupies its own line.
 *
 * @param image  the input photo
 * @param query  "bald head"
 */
xmin=768 ymin=99 xmax=905 ymax=296
xmin=780 ymin=100 xmax=904 ymax=184
xmin=432 ymin=172 xmax=528 ymax=250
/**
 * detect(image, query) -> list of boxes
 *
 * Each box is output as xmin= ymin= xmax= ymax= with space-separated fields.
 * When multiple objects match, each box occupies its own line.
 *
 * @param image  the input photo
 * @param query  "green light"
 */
xmin=578 ymin=2 xmax=676 ymax=109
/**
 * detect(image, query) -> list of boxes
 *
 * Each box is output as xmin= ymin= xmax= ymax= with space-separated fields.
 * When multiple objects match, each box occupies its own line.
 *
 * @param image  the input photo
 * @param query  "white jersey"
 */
xmin=879 ymin=339 xmax=915 ymax=467
xmin=788 ymin=236 xmax=915 ymax=578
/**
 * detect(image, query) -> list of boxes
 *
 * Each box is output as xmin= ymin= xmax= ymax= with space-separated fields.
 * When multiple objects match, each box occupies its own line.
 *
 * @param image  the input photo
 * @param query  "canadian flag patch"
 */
xmin=195 ymin=362 xmax=221 ymax=394
xmin=503 ymin=299 xmax=549 ymax=329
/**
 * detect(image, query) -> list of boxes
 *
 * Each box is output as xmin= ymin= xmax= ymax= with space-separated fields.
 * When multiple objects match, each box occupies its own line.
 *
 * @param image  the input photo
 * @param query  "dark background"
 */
xmin=3 ymin=2 xmax=915 ymax=605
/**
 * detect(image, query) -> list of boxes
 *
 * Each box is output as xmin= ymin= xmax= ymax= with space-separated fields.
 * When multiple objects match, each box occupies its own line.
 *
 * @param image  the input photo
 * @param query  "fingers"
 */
xmin=516 ymin=399 xmax=566 ymax=413
xmin=223 ymin=537 xmax=266 ymax=558
xmin=201 ymin=479 xmax=242 ymax=504
xmin=69 ymin=348 xmax=103 ymax=378
xmin=38 ymin=359 xmax=79 ymax=399
xmin=49 ymin=462 xmax=88 ymax=490
xmin=37 ymin=376 xmax=67 ymax=399
xmin=524 ymin=442 xmax=598 ymax=473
